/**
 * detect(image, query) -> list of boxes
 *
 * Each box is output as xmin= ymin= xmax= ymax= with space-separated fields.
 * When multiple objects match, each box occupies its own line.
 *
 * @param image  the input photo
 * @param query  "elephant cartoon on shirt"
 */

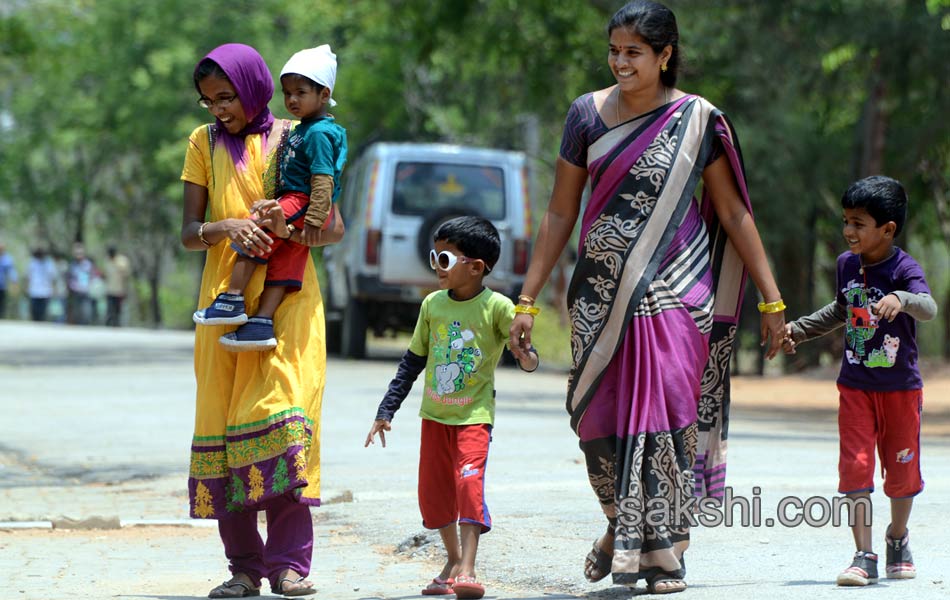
xmin=435 ymin=362 xmax=462 ymax=395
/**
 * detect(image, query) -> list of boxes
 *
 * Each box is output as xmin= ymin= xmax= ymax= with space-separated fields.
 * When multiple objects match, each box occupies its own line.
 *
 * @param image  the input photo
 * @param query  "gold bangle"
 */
xmin=514 ymin=303 xmax=540 ymax=316
xmin=757 ymin=299 xmax=786 ymax=314
xmin=198 ymin=221 xmax=212 ymax=247
xmin=517 ymin=294 xmax=536 ymax=305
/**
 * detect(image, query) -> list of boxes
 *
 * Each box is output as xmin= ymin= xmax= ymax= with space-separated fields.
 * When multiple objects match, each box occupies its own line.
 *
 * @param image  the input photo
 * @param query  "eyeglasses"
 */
xmin=430 ymin=249 xmax=489 ymax=272
xmin=197 ymin=94 xmax=238 ymax=109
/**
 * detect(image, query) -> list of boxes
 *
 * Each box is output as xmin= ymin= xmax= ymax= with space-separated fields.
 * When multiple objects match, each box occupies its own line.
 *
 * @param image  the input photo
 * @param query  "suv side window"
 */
xmin=392 ymin=162 xmax=506 ymax=220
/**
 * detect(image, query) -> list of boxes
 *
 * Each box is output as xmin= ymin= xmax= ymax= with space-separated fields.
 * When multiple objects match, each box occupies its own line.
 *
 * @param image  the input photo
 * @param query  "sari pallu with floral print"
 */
xmin=566 ymin=95 xmax=750 ymax=585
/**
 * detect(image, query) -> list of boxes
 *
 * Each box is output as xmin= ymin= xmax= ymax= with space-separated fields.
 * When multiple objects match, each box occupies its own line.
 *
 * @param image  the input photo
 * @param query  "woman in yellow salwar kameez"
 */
xmin=179 ymin=43 xmax=343 ymax=599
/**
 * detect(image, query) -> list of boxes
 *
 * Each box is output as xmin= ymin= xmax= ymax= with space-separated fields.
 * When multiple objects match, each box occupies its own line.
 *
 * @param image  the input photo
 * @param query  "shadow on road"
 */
xmin=733 ymin=405 xmax=950 ymax=444
xmin=0 ymin=345 xmax=193 ymax=367
xmin=116 ymin=596 xmax=208 ymax=600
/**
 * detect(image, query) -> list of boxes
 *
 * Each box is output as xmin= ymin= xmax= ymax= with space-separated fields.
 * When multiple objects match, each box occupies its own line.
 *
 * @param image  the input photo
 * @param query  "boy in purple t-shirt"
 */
xmin=783 ymin=176 xmax=937 ymax=587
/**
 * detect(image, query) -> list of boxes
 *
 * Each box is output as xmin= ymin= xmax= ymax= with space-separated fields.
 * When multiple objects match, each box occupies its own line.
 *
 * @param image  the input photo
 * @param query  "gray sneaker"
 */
xmin=836 ymin=551 xmax=878 ymax=586
xmin=885 ymin=528 xmax=916 ymax=579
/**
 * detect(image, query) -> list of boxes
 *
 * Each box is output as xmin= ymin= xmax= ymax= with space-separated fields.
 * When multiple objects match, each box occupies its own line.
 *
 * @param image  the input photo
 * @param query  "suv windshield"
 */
xmin=392 ymin=162 xmax=506 ymax=219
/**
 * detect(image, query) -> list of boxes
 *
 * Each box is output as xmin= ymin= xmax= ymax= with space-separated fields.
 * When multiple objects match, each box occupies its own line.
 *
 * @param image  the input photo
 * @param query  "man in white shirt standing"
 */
xmin=27 ymin=247 xmax=58 ymax=322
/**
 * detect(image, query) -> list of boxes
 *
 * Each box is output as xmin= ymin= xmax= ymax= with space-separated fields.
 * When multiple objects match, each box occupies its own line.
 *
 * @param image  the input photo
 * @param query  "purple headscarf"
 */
xmin=196 ymin=43 xmax=275 ymax=171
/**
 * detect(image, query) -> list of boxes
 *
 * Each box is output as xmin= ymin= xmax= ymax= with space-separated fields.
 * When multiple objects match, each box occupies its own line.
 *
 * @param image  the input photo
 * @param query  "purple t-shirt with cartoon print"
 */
xmin=836 ymin=248 xmax=930 ymax=391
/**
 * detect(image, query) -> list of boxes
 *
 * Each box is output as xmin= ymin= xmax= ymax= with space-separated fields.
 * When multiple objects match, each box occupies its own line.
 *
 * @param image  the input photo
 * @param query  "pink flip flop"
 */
xmin=453 ymin=575 xmax=485 ymax=600
xmin=421 ymin=576 xmax=454 ymax=596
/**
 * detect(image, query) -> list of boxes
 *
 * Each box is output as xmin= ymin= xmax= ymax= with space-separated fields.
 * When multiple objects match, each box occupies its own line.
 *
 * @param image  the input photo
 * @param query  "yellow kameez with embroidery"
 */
xmin=181 ymin=121 xmax=324 ymax=518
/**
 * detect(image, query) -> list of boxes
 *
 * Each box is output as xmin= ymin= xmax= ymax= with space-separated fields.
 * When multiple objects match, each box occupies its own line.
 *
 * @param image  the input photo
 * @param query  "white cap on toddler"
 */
xmin=280 ymin=44 xmax=337 ymax=107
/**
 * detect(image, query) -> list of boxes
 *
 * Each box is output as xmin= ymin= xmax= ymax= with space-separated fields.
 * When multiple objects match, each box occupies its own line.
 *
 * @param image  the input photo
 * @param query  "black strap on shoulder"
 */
xmin=206 ymin=124 xmax=216 ymax=189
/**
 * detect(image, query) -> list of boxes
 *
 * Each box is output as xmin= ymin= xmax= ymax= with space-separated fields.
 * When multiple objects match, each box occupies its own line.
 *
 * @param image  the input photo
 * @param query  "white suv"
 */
xmin=324 ymin=142 xmax=532 ymax=358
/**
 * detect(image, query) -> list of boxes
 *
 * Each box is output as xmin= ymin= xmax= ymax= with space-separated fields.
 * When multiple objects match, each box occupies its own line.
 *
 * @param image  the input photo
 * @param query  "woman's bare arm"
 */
xmin=520 ymin=157 xmax=587 ymax=300
xmin=703 ymin=154 xmax=785 ymax=358
xmin=181 ymin=182 xmax=271 ymax=255
xmin=509 ymin=157 xmax=587 ymax=359
xmin=181 ymin=182 xmax=211 ymax=250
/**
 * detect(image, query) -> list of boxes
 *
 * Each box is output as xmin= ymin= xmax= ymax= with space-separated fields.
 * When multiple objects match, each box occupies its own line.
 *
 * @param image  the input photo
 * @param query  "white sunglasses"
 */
xmin=429 ymin=249 xmax=490 ymax=272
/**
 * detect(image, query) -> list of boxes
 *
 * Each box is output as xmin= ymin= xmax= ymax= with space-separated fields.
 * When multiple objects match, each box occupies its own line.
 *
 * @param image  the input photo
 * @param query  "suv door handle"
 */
xmin=391 ymin=234 xmax=408 ymax=241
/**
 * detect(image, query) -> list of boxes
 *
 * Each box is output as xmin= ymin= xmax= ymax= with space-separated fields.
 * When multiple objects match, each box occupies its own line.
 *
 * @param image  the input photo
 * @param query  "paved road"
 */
xmin=1 ymin=321 xmax=948 ymax=599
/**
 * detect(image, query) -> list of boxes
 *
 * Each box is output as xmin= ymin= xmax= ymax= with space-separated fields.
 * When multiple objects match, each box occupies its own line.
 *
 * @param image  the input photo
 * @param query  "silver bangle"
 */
xmin=198 ymin=221 xmax=212 ymax=247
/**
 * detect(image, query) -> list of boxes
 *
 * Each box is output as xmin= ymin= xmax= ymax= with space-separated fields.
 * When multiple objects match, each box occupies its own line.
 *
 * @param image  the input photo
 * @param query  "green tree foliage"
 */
xmin=672 ymin=0 xmax=950 ymax=366
xmin=1 ymin=0 xmax=948 ymax=364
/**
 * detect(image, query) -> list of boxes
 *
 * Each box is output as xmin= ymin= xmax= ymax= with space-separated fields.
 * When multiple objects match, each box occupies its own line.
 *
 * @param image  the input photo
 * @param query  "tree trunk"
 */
xmin=143 ymin=252 xmax=164 ymax=327
xmin=149 ymin=271 xmax=162 ymax=327
xmin=858 ymin=56 xmax=888 ymax=177
xmin=71 ymin=188 xmax=88 ymax=245
xmin=924 ymin=163 xmax=950 ymax=358
xmin=944 ymin=286 xmax=950 ymax=360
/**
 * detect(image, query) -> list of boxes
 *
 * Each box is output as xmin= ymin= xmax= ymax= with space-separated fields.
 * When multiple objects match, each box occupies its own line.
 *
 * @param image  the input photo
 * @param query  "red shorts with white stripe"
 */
xmin=418 ymin=420 xmax=492 ymax=533
xmin=837 ymin=384 xmax=923 ymax=498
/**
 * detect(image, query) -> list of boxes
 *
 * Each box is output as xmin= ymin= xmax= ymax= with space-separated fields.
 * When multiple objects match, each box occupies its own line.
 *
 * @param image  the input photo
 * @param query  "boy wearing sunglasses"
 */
xmin=364 ymin=216 xmax=538 ymax=600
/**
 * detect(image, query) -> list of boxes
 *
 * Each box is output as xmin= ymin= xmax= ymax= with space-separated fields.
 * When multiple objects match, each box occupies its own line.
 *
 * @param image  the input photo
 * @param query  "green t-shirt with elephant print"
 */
xmin=408 ymin=288 xmax=514 ymax=426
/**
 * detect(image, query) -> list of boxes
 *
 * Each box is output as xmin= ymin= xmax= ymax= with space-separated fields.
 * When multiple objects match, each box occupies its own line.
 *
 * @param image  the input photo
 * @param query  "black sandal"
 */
xmin=208 ymin=577 xmax=260 ymax=598
xmin=643 ymin=566 xmax=687 ymax=595
xmin=583 ymin=528 xmax=614 ymax=582
xmin=646 ymin=574 xmax=687 ymax=594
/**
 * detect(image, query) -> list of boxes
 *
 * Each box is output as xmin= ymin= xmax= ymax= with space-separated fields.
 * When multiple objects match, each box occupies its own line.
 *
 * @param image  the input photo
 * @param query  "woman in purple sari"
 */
xmin=509 ymin=1 xmax=785 ymax=594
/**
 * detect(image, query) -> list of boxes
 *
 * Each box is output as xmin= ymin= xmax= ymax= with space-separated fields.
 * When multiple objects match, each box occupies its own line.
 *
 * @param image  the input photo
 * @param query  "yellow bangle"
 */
xmin=757 ymin=299 xmax=786 ymax=314
xmin=514 ymin=304 xmax=540 ymax=316
xmin=198 ymin=221 xmax=212 ymax=247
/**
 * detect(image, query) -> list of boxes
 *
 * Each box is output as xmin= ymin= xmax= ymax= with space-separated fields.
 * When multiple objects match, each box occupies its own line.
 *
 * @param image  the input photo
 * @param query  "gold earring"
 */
xmin=661 ymin=63 xmax=668 ymax=72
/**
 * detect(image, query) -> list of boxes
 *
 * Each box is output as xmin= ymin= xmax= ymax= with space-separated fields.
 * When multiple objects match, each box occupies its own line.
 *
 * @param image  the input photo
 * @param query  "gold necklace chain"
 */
xmin=615 ymin=86 xmax=671 ymax=125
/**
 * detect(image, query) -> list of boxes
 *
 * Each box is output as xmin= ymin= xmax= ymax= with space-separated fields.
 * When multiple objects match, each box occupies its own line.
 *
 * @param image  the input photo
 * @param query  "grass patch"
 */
xmin=522 ymin=302 xmax=572 ymax=371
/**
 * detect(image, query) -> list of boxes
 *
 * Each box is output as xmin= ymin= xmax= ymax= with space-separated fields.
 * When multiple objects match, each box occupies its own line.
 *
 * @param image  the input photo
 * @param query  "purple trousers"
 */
xmin=218 ymin=492 xmax=313 ymax=590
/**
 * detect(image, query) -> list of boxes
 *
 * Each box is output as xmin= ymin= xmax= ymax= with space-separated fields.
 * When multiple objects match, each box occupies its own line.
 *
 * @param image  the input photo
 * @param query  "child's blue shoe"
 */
xmin=193 ymin=293 xmax=247 ymax=326
xmin=219 ymin=317 xmax=277 ymax=351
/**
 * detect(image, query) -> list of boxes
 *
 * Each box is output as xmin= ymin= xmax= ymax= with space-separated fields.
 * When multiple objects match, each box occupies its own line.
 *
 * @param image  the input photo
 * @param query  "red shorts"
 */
xmin=837 ymin=384 xmax=923 ymax=498
xmin=418 ymin=420 xmax=492 ymax=533
xmin=233 ymin=191 xmax=315 ymax=291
